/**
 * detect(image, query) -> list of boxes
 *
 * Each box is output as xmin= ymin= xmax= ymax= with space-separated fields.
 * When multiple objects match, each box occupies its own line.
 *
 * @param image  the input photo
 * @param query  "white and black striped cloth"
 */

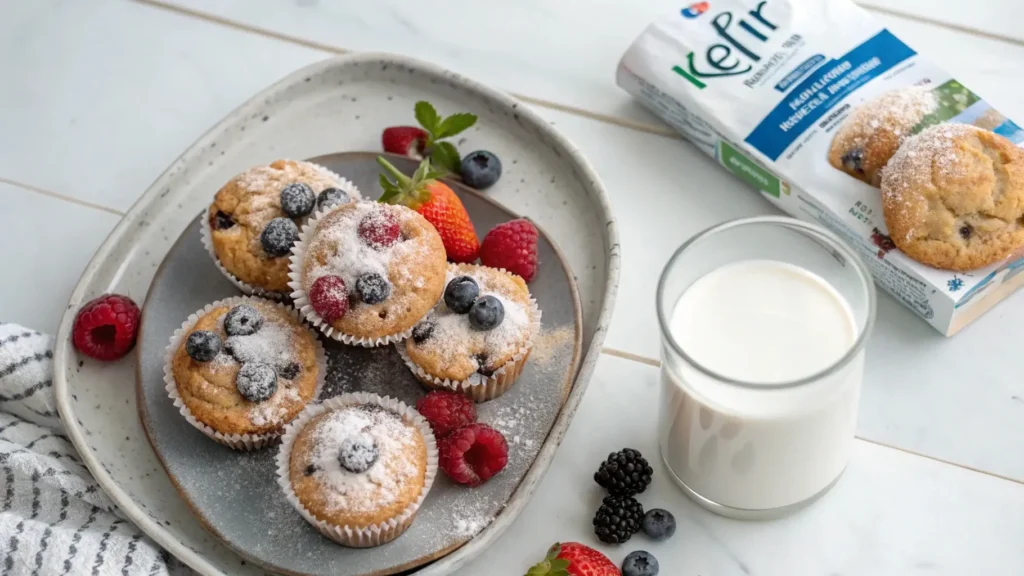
xmin=0 ymin=323 xmax=189 ymax=575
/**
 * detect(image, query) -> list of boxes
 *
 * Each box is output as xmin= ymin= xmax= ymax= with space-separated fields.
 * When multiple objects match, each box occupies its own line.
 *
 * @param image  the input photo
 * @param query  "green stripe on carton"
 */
xmin=718 ymin=141 xmax=781 ymax=198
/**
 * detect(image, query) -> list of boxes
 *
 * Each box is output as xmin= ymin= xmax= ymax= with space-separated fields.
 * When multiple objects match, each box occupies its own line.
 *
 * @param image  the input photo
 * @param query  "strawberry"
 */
xmin=382 ymin=101 xmax=478 ymax=173
xmin=377 ymin=156 xmax=480 ymax=263
xmin=382 ymin=126 xmax=429 ymax=158
xmin=527 ymin=542 xmax=621 ymax=576
xmin=480 ymin=219 xmax=539 ymax=282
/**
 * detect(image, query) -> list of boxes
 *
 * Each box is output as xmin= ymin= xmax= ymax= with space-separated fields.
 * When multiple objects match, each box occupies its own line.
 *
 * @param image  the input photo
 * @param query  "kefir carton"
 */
xmin=618 ymin=0 xmax=1024 ymax=335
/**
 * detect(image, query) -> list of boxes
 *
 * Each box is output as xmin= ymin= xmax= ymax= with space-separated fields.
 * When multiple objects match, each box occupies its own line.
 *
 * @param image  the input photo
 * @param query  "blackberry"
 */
xmin=280 ymin=182 xmax=316 ymax=218
xmin=593 ymin=495 xmax=643 ymax=544
xmin=594 ymin=448 xmax=653 ymax=496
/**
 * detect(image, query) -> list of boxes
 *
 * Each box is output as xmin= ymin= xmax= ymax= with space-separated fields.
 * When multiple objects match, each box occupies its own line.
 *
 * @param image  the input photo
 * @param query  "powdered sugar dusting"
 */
xmin=305 ymin=406 xmax=421 ymax=513
xmin=838 ymin=86 xmax=938 ymax=149
xmin=882 ymin=123 xmax=983 ymax=239
xmin=414 ymin=266 xmax=535 ymax=374
xmin=304 ymin=202 xmax=431 ymax=313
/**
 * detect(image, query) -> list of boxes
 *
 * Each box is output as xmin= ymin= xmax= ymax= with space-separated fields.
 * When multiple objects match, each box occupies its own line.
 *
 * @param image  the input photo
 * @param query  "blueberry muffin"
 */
xmin=881 ymin=124 xmax=1024 ymax=271
xmin=829 ymin=86 xmax=938 ymax=186
xmin=290 ymin=201 xmax=447 ymax=346
xmin=279 ymin=394 xmax=436 ymax=547
xmin=166 ymin=297 xmax=323 ymax=449
xmin=206 ymin=160 xmax=360 ymax=296
xmin=401 ymin=264 xmax=540 ymax=402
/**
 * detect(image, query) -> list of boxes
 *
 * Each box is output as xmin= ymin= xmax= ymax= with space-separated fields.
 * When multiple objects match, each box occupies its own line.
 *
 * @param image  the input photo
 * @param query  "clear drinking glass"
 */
xmin=656 ymin=216 xmax=876 ymax=520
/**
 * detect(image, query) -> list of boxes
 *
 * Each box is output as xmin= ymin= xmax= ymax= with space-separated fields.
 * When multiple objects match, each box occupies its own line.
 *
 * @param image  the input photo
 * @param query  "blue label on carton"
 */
xmin=745 ymin=30 xmax=916 ymax=160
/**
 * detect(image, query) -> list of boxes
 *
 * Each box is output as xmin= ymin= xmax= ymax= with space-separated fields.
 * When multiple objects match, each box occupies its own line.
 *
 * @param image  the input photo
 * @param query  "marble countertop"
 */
xmin=1 ymin=0 xmax=1021 ymax=574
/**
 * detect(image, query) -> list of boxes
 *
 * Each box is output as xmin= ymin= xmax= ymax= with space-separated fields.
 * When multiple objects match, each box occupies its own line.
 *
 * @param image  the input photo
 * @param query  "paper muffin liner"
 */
xmin=275 ymin=392 xmax=439 ymax=548
xmin=286 ymin=203 xmax=424 ymax=348
xmin=163 ymin=295 xmax=328 ymax=451
xmin=201 ymin=176 xmax=362 ymax=300
xmin=397 ymin=297 xmax=542 ymax=402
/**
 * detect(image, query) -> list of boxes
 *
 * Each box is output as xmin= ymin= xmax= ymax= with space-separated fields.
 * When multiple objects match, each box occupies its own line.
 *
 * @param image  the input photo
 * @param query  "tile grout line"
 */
xmin=601 ymin=347 xmax=1024 ymax=486
xmin=0 ymin=177 xmax=125 ymax=217
xmin=132 ymin=0 xmax=1023 ymax=143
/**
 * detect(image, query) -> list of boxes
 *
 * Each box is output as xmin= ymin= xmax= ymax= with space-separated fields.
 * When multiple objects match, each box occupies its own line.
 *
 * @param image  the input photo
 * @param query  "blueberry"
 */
xmin=356 ymin=272 xmax=392 ymax=304
xmin=280 ymin=182 xmax=316 ymax=218
xmin=475 ymin=354 xmax=495 ymax=377
xmin=338 ymin=434 xmax=378 ymax=473
xmin=277 ymin=361 xmax=300 ymax=380
xmin=212 ymin=210 xmax=235 ymax=230
xmin=841 ymin=148 xmax=864 ymax=174
xmin=960 ymin=224 xmax=973 ymax=239
xmin=412 ymin=321 xmax=435 ymax=344
xmin=223 ymin=304 xmax=263 ymax=336
xmin=468 ymin=295 xmax=504 ymax=331
xmin=444 ymin=276 xmax=479 ymax=314
xmin=185 ymin=330 xmax=221 ymax=362
xmin=622 ymin=551 xmax=659 ymax=576
xmin=316 ymin=187 xmax=349 ymax=211
xmin=260 ymin=217 xmax=299 ymax=257
xmin=460 ymin=150 xmax=502 ymax=189
xmin=236 ymin=362 xmax=277 ymax=403
xmin=641 ymin=508 xmax=676 ymax=541
xmin=304 ymin=464 xmax=318 ymax=476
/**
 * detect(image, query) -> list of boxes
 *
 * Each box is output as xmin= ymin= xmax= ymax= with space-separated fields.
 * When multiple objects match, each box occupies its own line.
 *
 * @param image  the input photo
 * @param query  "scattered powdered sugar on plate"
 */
xmin=306 ymin=406 xmax=420 ymax=513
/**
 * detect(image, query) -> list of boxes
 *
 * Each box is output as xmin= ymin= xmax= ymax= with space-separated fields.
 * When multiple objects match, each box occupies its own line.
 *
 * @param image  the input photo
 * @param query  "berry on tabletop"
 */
xmin=621 ymin=551 xmax=659 ymax=576
xmin=526 ymin=542 xmax=621 ymax=576
xmin=594 ymin=448 xmax=653 ymax=496
xmin=593 ymin=495 xmax=644 ymax=544
xmin=71 ymin=294 xmax=141 ymax=361
xmin=641 ymin=509 xmax=675 ymax=541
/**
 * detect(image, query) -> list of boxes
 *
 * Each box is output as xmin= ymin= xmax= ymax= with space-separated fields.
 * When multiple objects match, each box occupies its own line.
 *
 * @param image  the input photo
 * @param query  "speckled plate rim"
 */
xmin=136 ymin=164 xmax=585 ymax=575
xmin=53 ymin=52 xmax=620 ymax=576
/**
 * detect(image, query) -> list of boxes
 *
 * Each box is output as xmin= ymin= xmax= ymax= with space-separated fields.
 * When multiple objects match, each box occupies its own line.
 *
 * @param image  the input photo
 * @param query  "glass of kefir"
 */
xmin=657 ymin=216 xmax=875 ymax=520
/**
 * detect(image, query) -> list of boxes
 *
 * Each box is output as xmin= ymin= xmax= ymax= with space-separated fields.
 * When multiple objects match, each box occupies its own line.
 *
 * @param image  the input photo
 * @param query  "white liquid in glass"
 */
xmin=660 ymin=259 xmax=862 ymax=510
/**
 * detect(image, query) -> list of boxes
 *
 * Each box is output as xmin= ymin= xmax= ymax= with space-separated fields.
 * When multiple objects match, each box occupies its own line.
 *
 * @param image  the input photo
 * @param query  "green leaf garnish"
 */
xmin=436 ymin=112 xmax=478 ymax=138
xmin=431 ymin=141 xmax=462 ymax=174
xmin=414 ymin=101 xmax=441 ymax=135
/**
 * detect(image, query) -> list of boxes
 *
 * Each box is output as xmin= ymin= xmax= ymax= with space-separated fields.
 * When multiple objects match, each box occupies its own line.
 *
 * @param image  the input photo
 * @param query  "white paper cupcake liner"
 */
xmin=275 ymin=392 xmax=438 ymax=548
xmin=201 ymin=176 xmax=362 ymax=299
xmin=397 ymin=298 xmax=542 ymax=402
xmin=163 ymin=295 xmax=328 ymax=451
xmin=286 ymin=203 xmax=422 ymax=348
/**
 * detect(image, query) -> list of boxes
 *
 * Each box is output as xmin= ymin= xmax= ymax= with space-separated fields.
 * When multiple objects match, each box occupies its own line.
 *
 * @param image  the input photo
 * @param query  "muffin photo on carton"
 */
xmin=881 ymin=124 xmax=1024 ymax=271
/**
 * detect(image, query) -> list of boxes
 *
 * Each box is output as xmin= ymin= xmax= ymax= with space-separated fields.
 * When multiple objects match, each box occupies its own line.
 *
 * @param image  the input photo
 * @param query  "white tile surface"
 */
xmin=454 ymin=354 xmax=1024 ymax=576
xmin=158 ymin=0 xmax=1024 ymax=125
xmin=860 ymin=0 xmax=1023 ymax=44
xmin=0 ymin=0 xmax=325 ymax=211
xmin=0 ymin=0 xmax=1020 ymax=482
xmin=0 ymin=184 xmax=121 ymax=333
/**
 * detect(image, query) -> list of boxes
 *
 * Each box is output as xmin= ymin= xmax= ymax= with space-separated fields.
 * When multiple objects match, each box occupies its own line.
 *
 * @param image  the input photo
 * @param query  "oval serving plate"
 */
xmin=138 ymin=152 xmax=583 ymax=576
xmin=54 ymin=53 xmax=618 ymax=576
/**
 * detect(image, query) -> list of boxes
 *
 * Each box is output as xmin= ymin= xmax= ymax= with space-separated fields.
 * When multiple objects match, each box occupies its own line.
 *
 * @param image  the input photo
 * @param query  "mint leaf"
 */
xmin=430 ymin=142 xmax=462 ymax=174
xmin=436 ymin=112 xmax=477 ymax=138
xmin=414 ymin=101 xmax=441 ymax=136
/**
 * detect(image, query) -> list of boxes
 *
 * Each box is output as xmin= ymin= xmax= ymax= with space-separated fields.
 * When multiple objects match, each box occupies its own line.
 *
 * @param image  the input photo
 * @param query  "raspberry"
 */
xmin=438 ymin=423 xmax=508 ymax=486
xmin=309 ymin=275 xmax=349 ymax=322
xmin=416 ymin=390 xmax=477 ymax=437
xmin=71 ymin=294 xmax=141 ymax=361
xmin=358 ymin=210 xmax=400 ymax=250
xmin=480 ymin=219 xmax=539 ymax=282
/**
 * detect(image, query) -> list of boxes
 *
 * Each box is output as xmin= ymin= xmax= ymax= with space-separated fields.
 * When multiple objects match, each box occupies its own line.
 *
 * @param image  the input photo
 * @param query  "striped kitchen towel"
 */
xmin=0 ymin=323 xmax=189 ymax=575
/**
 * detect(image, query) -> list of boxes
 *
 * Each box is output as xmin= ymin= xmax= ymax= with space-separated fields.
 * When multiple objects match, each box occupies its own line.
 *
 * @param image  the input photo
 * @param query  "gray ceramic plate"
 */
xmin=137 ymin=153 xmax=583 ymax=576
xmin=54 ymin=53 xmax=618 ymax=576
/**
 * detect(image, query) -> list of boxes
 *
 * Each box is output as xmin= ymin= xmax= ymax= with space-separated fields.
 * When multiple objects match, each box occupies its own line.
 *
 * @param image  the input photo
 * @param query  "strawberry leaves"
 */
xmin=412 ymin=101 xmax=477 ymax=174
